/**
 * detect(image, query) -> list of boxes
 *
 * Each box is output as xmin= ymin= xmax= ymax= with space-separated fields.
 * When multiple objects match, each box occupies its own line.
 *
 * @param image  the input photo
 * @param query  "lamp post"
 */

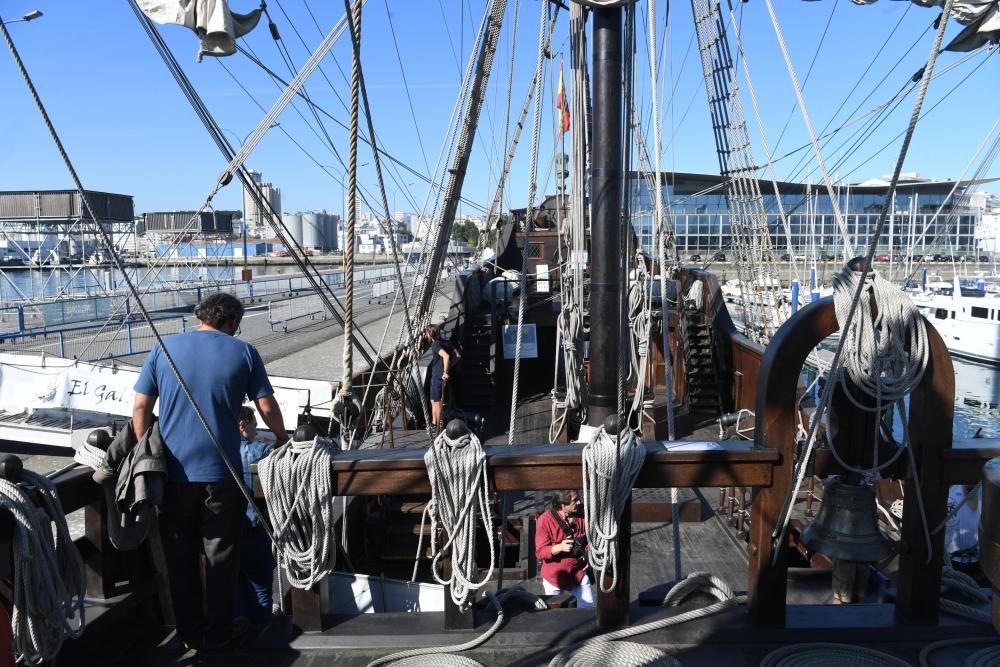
xmin=2 ymin=10 xmax=43 ymax=25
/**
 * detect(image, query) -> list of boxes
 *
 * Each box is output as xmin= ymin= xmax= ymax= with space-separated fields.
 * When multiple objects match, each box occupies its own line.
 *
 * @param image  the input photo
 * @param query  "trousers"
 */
xmin=158 ymin=480 xmax=247 ymax=647
xmin=542 ymin=572 xmax=595 ymax=608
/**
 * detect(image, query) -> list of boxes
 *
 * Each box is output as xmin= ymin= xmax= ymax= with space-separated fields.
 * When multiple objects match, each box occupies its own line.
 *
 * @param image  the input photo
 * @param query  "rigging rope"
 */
xmin=413 ymin=429 xmax=495 ymax=608
xmin=257 ymin=435 xmax=340 ymax=591
xmin=336 ymin=0 xmax=364 ymax=446
xmin=0 ymin=470 xmax=86 ymax=665
xmin=508 ymin=0 xmax=549 ymax=446
xmin=582 ymin=423 xmax=646 ymax=593
xmin=760 ymin=643 xmax=910 ymax=667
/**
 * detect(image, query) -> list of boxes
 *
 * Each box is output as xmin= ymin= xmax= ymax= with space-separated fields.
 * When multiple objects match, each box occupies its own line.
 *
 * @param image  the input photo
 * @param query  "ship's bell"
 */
xmin=801 ymin=477 xmax=894 ymax=562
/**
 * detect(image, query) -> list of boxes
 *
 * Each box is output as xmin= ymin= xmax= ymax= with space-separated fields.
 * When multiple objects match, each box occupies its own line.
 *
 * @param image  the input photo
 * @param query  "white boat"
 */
xmin=914 ymin=287 xmax=1000 ymax=365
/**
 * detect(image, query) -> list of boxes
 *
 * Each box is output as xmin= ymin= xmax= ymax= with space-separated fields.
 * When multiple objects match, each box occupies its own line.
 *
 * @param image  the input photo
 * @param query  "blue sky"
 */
xmin=1 ymin=0 xmax=997 ymax=218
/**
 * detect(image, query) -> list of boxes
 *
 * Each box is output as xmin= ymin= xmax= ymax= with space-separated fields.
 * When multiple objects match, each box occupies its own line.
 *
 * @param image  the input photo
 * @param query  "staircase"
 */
xmin=457 ymin=309 xmax=496 ymax=418
xmin=683 ymin=309 xmax=723 ymax=416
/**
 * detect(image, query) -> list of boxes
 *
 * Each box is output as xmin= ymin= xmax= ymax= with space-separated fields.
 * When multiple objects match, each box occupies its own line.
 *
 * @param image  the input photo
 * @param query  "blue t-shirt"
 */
xmin=240 ymin=438 xmax=271 ymax=525
xmin=134 ymin=330 xmax=274 ymax=482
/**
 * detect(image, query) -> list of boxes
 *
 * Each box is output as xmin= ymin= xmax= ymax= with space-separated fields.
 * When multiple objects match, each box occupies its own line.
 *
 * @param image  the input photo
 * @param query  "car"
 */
xmin=711 ymin=251 xmax=726 ymax=262
xmin=688 ymin=253 xmax=702 ymax=262
xmin=876 ymin=254 xmax=890 ymax=262
xmin=780 ymin=253 xmax=791 ymax=262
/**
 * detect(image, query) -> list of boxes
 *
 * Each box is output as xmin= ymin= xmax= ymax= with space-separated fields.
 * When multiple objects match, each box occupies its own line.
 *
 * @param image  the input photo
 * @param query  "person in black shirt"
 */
xmin=425 ymin=324 xmax=453 ymax=433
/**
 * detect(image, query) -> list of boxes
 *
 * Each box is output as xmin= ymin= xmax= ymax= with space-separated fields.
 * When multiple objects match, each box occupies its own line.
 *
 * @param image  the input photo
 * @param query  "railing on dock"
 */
xmin=0 ymin=315 xmax=186 ymax=361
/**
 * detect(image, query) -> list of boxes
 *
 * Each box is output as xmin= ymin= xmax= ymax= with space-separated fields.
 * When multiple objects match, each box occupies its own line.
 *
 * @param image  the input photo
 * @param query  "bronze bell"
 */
xmin=801 ymin=477 xmax=894 ymax=562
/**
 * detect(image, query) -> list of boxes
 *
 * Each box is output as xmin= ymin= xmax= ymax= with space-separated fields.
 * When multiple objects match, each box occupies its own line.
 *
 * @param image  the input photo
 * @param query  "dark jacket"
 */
xmin=92 ymin=418 xmax=168 ymax=550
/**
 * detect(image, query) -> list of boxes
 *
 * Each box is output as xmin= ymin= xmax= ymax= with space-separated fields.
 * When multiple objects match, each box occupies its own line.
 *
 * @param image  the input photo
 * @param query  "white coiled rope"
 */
xmin=548 ymin=571 xmax=745 ymax=667
xmin=831 ymin=265 xmax=928 ymax=411
xmin=582 ymin=423 xmax=646 ymax=593
xmin=258 ymin=435 xmax=340 ymax=590
xmin=0 ymin=470 xmax=86 ymax=665
xmin=760 ymin=642 xmax=910 ymax=667
xmin=414 ymin=429 xmax=494 ymax=608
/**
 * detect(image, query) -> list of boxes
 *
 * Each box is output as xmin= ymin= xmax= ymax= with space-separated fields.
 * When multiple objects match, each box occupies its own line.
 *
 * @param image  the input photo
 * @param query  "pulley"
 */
xmin=801 ymin=477 xmax=894 ymax=562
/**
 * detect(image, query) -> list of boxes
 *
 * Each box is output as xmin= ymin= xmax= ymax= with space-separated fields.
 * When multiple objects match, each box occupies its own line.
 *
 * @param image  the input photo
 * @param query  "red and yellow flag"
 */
xmin=556 ymin=62 xmax=570 ymax=134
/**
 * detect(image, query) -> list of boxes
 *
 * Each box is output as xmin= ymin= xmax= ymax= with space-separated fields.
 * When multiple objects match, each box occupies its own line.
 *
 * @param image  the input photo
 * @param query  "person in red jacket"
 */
xmin=534 ymin=490 xmax=594 ymax=607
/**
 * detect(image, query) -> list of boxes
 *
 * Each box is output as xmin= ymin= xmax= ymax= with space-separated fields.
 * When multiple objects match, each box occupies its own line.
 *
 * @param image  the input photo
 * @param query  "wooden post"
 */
xmin=749 ymin=298 xmax=838 ymax=624
xmin=895 ymin=323 xmax=953 ymax=622
xmin=597 ymin=501 xmax=631 ymax=628
xmin=84 ymin=497 xmax=120 ymax=599
xmin=442 ymin=546 xmax=476 ymax=630
xmin=291 ymin=585 xmax=323 ymax=632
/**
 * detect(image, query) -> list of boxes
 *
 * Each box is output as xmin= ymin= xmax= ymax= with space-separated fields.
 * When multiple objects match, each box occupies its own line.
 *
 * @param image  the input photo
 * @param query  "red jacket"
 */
xmin=535 ymin=510 xmax=587 ymax=591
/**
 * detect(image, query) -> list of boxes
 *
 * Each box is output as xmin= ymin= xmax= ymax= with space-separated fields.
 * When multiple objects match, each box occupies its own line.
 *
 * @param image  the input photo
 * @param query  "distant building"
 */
xmin=0 ymin=189 xmax=134 ymax=263
xmin=629 ymin=171 xmax=998 ymax=256
xmin=243 ymin=170 xmax=282 ymax=236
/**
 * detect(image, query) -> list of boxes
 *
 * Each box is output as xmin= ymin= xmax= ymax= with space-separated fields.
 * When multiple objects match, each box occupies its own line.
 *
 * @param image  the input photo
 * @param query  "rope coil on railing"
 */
xmin=760 ymin=643 xmax=910 ymax=667
xmin=258 ymin=435 xmax=340 ymax=591
xmin=0 ymin=470 xmax=86 ymax=665
xmin=582 ymin=422 xmax=646 ymax=593
xmin=415 ymin=427 xmax=495 ymax=608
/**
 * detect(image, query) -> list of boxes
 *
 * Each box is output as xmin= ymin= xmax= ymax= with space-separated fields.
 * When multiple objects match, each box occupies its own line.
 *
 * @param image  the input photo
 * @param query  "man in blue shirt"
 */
xmin=133 ymin=292 xmax=287 ymax=651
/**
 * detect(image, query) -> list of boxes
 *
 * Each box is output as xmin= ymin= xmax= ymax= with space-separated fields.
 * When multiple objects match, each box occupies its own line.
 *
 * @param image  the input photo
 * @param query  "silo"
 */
xmin=325 ymin=215 xmax=339 ymax=252
xmin=302 ymin=213 xmax=321 ymax=250
xmin=281 ymin=213 xmax=303 ymax=249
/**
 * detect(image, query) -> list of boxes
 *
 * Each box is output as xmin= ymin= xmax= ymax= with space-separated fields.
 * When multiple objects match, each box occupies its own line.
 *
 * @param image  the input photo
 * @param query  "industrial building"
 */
xmin=0 ymin=189 xmax=135 ymax=264
xmin=243 ymin=170 xmax=282 ymax=236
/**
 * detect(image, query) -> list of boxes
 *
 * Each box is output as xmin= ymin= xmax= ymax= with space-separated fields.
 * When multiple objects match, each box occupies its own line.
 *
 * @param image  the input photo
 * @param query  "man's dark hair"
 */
xmin=194 ymin=292 xmax=244 ymax=329
xmin=548 ymin=490 xmax=580 ymax=511
xmin=239 ymin=405 xmax=255 ymax=423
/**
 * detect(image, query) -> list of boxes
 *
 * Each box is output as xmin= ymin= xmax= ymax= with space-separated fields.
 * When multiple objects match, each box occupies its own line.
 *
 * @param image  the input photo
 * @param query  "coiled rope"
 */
xmin=582 ymin=423 xmax=646 ymax=593
xmin=258 ymin=435 xmax=340 ymax=591
xmin=938 ymin=566 xmax=994 ymax=625
xmin=919 ymin=637 xmax=1000 ymax=667
xmin=759 ymin=643 xmax=910 ymax=667
xmin=548 ymin=571 xmax=744 ymax=667
xmin=414 ymin=429 xmax=494 ymax=608
xmin=0 ymin=470 xmax=86 ymax=665
xmin=831 ymin=265 xmax=928 ymax=412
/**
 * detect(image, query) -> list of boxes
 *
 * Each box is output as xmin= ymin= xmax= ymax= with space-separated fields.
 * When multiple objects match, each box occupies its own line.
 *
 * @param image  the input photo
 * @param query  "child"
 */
xmin=237 ymin=406 xmax=275 ymax=625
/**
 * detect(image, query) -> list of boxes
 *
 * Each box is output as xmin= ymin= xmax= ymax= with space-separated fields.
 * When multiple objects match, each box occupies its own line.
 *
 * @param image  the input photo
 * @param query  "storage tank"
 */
xmin=325 ymin=215 xmax=338 ymax=252
xmin=281 ymin=213 xmax=303 ymax=248
xmin=302 ymin=213 xmax=321 ymax=250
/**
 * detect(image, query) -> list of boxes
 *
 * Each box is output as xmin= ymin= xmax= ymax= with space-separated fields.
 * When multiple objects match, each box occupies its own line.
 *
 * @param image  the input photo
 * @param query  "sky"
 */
xmin=0 ymin=0 xmax=997 ymax=220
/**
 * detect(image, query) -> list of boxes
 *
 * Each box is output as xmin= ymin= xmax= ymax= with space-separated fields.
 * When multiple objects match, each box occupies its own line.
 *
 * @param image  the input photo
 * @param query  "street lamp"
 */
xmin=2 ymin=10 xmax=43 ymax=24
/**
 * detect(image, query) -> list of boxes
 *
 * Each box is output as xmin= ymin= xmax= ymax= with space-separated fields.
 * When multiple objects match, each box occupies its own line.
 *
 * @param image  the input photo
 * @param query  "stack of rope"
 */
xmin=258 ymin=435 xmax=340 ymax=591
xmin=548 ymin=572 xmax=745 ymax=667
xmin=0 ymin=469 xmax=86 ymax=664
xmin=416 ymin=427 xmax=495 ymax=608
xmin=582 ymin=421 xmax=646 ymax=593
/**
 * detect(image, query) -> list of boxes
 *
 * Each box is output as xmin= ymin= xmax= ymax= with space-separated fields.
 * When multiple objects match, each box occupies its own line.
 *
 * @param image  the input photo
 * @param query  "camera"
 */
xmin=569 ymin=535 xmax=587 ymax=560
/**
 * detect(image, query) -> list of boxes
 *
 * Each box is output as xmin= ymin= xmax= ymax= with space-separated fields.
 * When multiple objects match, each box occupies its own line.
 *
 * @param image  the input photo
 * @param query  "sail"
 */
xmin=849 ymin=0 xmax=999 ymax=51
xmin=136 ymin=0 xmax=264 ymax=61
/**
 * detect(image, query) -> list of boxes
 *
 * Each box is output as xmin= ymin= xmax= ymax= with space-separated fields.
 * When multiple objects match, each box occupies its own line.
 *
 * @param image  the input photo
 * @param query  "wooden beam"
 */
xmin=253 ymin=443 xmax=781 ymax=498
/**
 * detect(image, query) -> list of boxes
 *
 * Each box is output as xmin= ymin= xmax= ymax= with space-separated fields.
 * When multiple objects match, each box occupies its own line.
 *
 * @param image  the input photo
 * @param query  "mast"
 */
xmin=588 ymin=5 xmax=623 ymax=428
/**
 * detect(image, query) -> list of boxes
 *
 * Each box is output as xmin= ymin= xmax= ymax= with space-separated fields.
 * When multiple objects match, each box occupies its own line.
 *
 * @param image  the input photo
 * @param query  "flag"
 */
xmin=556 ymin=62 xmax=570 ymax=134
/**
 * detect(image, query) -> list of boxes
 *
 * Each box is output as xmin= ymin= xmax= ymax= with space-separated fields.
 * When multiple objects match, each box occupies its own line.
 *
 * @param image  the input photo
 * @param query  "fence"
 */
xmin=0 ymin=315 xmax=186 ymax=362
xmin=1 ymin=265 xmax=417 ymax=335
xmin=268 ymin=294 xmax=331 ymax=332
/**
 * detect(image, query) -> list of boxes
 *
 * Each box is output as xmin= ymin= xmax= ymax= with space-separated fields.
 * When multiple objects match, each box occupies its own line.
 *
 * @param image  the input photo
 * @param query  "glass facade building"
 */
xmin=629 ymin=172 xmax=983 ymax=258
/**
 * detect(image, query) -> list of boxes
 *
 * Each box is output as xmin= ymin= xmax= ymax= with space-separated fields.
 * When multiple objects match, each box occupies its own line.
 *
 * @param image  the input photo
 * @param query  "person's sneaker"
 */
xmin=154 ymin=631 xmax=195 ymax=655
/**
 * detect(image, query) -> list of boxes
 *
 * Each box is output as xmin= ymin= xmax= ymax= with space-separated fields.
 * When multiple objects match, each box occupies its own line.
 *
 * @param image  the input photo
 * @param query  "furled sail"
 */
xmin=136 ymin=0 xmax=264 ymax=61
xmin=849 ymin=0 xmax=999 ymax=51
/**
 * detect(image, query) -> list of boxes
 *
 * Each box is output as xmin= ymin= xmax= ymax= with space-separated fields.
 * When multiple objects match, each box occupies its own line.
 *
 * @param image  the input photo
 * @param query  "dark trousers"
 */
xmin=237 ymin=520 xmax=275 ymax=624
xmin=159 ymin=480 xmax=247 ymax=647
